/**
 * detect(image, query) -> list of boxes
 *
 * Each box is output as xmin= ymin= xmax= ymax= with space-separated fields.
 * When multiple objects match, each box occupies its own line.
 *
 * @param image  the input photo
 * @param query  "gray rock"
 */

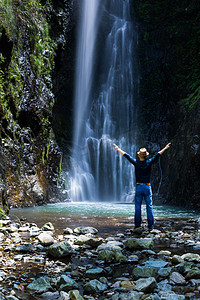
xmin=112 ymin=291 xmax=142 ymax=300
xmin=171 ymin=255 xmax=184 ymax=264
xmin=157 ymin=279 xmax=172 ymax=292
xmin=85 ymin=267 xmax=104 ymax=279
xmin=145 ymin=259 xmax=168 ymax=269
xmin=74 ymin=227 xmax=98 ymax=235
xmin=134 ymin=277 xmax=158 ymax=293
xmin=6 ymin=296 xmax=19 ymax=300
xmin=132 ymin=266 xmax=158 ymax=279
xmin=159 ymin=293 xmax=185 ymax=300
xmin=40 ymin=291 xmax=60 ymax=299
xmin=42 ymin=222 xmax=54 ymax=231
xmin=84 ymin=279 xmax=107 ymax=294
xmin=69 ymin=290 xmax=84 ymax=300
xmin=60 ymin=291 xmax=70 ymax=300
xmin=125 ymin=238 xmax=154 ymax=250
xmin=158 ymin=267 xmax=172 ymax=278
xmin=57 ymin=275 xmax=78 ymax=292
xmin=169 ymin=272 xmax=186 ymax=285
xmin=38 ymin=232 xmax=54 ymax=246
xmin=27 ymin=276 xmax=51 ymax=293
xmin=48 ymin=241 xmax=73 ymax=258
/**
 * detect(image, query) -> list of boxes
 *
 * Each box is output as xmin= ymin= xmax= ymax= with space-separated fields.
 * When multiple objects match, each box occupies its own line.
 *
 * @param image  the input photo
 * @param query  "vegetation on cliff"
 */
xmin=0 ymin=0 xmax=67 ymax=211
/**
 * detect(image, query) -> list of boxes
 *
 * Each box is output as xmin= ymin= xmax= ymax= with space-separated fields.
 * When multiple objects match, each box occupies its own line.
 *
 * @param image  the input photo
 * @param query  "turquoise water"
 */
xmin=10 ymin=202 xmax=199 ymax=235
xmin=10 ymin=202 xmax=199 ymax=218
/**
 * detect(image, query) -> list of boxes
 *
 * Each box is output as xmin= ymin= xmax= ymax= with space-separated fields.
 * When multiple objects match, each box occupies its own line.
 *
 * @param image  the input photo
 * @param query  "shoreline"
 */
xmin=0 ymin=216 xmax=200 ymax=299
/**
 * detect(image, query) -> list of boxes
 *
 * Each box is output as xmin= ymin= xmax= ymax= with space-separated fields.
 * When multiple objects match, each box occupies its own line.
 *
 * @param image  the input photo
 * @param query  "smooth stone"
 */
xmin=74 ymin=235 xmax=103 ymax=247
xmin=74 ymin=227 xmax=98 ymax=235
xmin=125 ymin=238 xmax=154 ymax=250
xmin=84 ymin=279 xmax=107 ymax=294
xmin=144 ymin=259 xmax=168 ymax=269
xmin=120 ymin=280 xmax=135 ymax=290
xmin=38 ymin=232 xmax=54 ymax=246
xmin=57 ymin=275 xmax=78 ymax=292
xmin=157 ymin=250 xmax=171 ymax=256
xmin=171 ymin=255 xmax=184 ymax=264
xmin=85 ymin=267 xmax=104 ymax=279
xmin=169 ymin=272 xmax=186 ymax=285
xmin=27 ymin=276 xmax=51 ymax=293
xmin=69 ymin=290 xmax=84 ymax=300
xmin=134 ymin=277 xmax=158 ymax=293
xmin=48 ymin=241 xmax=73 ymax=258
xmin=42 ymin=222 xmax=54 ymax=231
xmin=181 ymin=253 xmax=200 ymax=262
xmin=64 ymin=228 xmax=73 ymax=235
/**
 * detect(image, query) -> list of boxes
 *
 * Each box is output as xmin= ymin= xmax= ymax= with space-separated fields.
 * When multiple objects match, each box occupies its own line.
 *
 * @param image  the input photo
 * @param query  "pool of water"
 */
xmin=9 ymin=202 xmax=199 ymax=236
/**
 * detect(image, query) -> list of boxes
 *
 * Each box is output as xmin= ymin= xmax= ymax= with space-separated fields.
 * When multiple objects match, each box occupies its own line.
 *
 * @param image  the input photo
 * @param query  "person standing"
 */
xmin=113 ymin=143 xmax=171 ymax=229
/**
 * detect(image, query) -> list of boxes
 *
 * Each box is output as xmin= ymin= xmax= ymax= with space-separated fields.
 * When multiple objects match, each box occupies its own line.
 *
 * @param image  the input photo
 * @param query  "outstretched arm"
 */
xmin=158 ymin=143 xmax=171 ymax=155
xmin=113 ymin=144 xmax=125 ymax=156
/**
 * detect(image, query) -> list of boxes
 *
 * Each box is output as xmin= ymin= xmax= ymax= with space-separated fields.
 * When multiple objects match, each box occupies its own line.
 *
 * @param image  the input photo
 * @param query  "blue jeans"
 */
xmin=135 ymin=184 xmax=154 ymax=229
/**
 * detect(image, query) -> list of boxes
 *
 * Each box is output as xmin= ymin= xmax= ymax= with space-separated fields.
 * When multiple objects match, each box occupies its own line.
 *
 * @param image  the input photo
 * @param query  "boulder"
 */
xmin=57 ymin=275 xmax=78 ymax=292
xmin=48 ymin=241 xmax=73 ymax=258
xmin=134 ymin=277 xmax=157 ymax=293
xmin=144 ymin=259 xmax=168 ymax=269
xmin=125 ymin=238 xmax=154 ymax=250
xmin=185 ymin=267 xmax=200 ymax=279
xmin=38 ymin=232 xmax=54 ymax=246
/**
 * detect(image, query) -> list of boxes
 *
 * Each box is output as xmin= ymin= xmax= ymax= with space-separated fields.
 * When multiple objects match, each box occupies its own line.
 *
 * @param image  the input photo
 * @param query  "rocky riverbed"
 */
xmin=0 ymin=217 xmax=200 ymax=299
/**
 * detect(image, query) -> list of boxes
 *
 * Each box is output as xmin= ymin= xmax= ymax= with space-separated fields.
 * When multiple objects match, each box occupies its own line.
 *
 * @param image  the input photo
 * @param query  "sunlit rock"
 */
xmin=133 ymin=277 xmax=158 ymax=293
xmin=38 ymin=232 xmax=54 ymax=246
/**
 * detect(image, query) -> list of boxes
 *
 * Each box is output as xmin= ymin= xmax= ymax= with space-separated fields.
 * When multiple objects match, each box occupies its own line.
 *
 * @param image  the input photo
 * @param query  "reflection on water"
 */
xmin=10 ymin=202 xmax=199 ymax=235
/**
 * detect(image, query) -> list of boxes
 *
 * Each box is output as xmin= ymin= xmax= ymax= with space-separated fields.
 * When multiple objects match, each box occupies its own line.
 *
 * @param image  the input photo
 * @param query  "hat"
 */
xmin=137 ymin=148 xmax=149 ymax=157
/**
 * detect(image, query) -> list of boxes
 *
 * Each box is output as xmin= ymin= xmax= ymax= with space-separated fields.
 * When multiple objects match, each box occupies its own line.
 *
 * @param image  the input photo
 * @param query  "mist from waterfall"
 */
xmin=70 ymin=0 xmax=139 ymax=202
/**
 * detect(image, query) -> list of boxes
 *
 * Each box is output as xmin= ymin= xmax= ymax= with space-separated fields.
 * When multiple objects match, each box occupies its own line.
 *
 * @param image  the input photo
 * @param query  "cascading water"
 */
xmin=70 ymin=0 xmax=139 ymax=202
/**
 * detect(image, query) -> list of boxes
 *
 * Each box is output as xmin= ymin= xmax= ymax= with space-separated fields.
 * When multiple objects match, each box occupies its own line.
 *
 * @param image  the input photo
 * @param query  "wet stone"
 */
xmin=84 ymin=279 xmax=107 ymax=294
xmin=69 ymin=289 xmax=84 ymax=300
xmin=133 ymin=277 xmax=158 ymax=293
xmin=57 ymin=275 xmax=78 ymax=292
xmin=125 ymin=238 xmax=154 ymax=250
xmin=85 ymin=267 xmax=104 ymax=279
xmin=132 ymin=266 xmax=158 ymax=280
xmin=169 ymin=272 xmax=186 ymax=285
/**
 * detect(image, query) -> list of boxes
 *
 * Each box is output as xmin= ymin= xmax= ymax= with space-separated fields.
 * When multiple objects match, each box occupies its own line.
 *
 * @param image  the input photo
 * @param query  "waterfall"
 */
xmin=70 ymin=0 xmax=139 ymax=202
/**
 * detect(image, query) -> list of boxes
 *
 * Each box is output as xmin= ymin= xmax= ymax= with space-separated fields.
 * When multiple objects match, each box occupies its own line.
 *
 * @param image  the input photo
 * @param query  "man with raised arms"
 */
xmin=113 ymin=142 xmax=171 ymax=230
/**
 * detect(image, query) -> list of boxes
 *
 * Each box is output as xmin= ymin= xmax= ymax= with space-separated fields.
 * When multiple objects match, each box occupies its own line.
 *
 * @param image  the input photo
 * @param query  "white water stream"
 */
xmin=70 ymin=0 xmax=139 ymax=202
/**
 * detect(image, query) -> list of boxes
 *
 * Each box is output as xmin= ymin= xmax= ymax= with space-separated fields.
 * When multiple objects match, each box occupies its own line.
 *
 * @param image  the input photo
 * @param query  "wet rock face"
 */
xmin=0 ymin=1 xmax=76 ymax=209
